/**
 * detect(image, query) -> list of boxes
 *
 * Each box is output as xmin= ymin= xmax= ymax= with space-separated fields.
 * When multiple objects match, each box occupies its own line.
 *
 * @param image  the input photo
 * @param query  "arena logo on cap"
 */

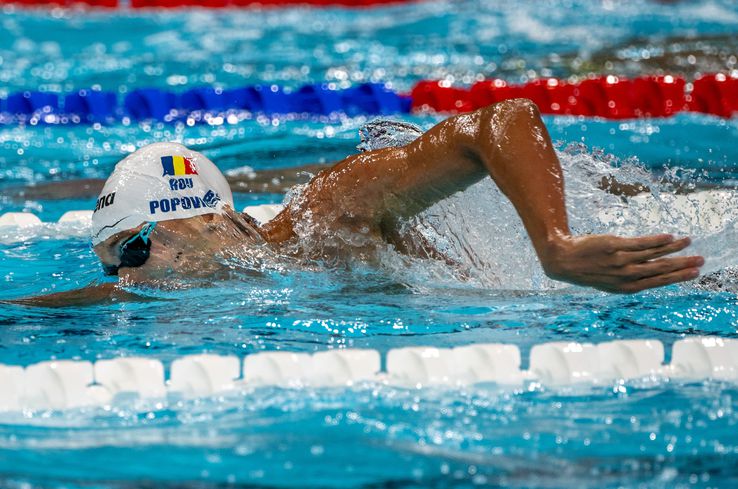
xmin=161 ymin=155 xmax=198 ymax=177
xmin=94 ymin=192 xmax=116 ymax=213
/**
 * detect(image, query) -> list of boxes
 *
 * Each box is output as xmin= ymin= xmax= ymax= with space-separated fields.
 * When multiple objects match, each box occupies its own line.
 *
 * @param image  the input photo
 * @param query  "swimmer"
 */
xmin=13 ymin=99 xmax=705 ymax=306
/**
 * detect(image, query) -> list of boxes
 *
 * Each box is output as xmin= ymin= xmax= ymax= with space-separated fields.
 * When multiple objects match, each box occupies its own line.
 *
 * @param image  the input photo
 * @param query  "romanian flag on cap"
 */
xmin=161 ymin=155 xmax=198 ymax=177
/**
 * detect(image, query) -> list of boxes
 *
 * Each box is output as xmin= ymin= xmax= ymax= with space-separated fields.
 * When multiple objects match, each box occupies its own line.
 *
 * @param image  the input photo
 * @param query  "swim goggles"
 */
xmin=103 ymin=222 xmax=157 ymax=276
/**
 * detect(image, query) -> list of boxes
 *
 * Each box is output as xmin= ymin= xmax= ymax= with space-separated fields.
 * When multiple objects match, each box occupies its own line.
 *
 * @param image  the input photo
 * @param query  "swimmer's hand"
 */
xmin=541 ymin=233 xmax=704 ymax=293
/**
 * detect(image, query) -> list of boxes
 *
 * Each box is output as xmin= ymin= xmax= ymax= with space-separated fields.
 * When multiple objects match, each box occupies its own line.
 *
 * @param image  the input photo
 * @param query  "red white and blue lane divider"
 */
xmin=0 ymin=74 xmax=736 ymax=125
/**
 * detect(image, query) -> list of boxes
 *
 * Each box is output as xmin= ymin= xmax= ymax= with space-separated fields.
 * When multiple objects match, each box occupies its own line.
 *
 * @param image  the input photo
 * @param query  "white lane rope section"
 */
xmin=1 ymin=337 xmax=737 ymax=412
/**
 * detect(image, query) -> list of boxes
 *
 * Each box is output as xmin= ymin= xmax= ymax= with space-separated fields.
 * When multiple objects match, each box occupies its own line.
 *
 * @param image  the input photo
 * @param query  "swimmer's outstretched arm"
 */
xmin=265 ymin=99 xmax=704 ymax=293
xmin=2 ymin=282 xmax=151 ymax=308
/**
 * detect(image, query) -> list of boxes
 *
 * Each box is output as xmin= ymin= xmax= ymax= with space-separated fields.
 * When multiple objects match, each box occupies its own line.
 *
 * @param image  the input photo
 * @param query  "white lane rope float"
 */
xmin=0 ymin=337 xmax=737 ymax=412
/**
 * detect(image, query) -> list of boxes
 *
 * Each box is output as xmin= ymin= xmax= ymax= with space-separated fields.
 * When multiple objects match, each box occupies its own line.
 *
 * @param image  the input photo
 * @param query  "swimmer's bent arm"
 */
xmin=269 ymin=99 xmax=703 ymax=293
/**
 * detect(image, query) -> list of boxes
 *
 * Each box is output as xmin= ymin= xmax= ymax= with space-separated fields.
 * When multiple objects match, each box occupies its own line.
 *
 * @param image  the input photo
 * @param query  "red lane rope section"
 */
xmin=411 ymin=73 xmax=738 ymax=119
xmin=0 ymin=0 xmax=413 ymax=7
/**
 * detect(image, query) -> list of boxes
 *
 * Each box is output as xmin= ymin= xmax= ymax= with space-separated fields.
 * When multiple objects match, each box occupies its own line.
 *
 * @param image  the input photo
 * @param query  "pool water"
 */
xmin=1 ymin=1 xmax=738 ymax=487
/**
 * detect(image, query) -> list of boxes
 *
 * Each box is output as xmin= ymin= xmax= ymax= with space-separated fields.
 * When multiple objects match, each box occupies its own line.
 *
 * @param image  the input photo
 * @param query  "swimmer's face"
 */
xmin=93 ymin=209 xmax=261 ymax=283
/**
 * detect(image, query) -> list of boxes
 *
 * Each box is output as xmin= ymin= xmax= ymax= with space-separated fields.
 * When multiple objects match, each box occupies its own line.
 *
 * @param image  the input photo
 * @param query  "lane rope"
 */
xmin=0 ymin=83 xmax=410 ymax=124
xmin=0 ymin=337 xmax=736 ymax=412
xmin=0 ymin=74 xmax=735 ymax=125
xmin=411 ymin=73 xmax=738 ymax=119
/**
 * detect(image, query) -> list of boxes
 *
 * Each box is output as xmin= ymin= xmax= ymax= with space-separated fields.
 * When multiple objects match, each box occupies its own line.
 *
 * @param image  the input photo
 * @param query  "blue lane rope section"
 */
xmin=0 ymin=83 xmax=411 ymax=124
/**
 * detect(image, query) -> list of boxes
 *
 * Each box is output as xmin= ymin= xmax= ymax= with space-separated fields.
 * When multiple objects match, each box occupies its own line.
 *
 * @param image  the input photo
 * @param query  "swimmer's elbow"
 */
xmin=473 ymin=97 xmax=546 ymax=161
xmin=475 ymin=98 xmax=542 ymax=127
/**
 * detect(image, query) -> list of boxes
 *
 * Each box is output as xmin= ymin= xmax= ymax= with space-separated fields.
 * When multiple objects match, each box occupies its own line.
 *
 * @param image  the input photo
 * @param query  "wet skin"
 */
xmin=262 ymin=99 xmax=702 ymax=293
xmin=14 ymin=99 xmax=705 ymax=306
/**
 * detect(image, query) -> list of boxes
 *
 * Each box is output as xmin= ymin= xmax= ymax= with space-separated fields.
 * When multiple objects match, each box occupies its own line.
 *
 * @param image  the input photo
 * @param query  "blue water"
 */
xmin=2 ymin=1 xmax=738 ymax=487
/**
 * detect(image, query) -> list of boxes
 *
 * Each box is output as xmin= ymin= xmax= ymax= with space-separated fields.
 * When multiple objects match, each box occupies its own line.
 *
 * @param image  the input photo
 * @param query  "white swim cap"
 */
xmin=91 ymin=142 xmax=233 ymax=246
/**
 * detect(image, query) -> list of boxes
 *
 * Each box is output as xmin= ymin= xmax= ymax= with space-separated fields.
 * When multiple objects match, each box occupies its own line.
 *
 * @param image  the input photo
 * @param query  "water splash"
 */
xmin=371 ymin=145 xmax=738 ymax=291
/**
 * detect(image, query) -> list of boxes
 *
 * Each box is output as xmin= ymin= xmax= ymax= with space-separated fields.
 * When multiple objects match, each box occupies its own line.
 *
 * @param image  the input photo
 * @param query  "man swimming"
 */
xmin=16 ymin=99 xmax=705 ymax=306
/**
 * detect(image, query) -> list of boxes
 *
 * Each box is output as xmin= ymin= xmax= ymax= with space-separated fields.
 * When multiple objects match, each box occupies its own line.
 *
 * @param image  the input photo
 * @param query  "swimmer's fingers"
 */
xmin=616 ymin=233 xmax=682 ymax=252
xmin=623 ymin=255 xmax=704 ymax=281
xmin=616 ymin=236 xmax=692 ymax=264
xmin=541 ymin=234 xmax=703 ymax=294
xmin=619 ymin=266 xmax=702 ymax=294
